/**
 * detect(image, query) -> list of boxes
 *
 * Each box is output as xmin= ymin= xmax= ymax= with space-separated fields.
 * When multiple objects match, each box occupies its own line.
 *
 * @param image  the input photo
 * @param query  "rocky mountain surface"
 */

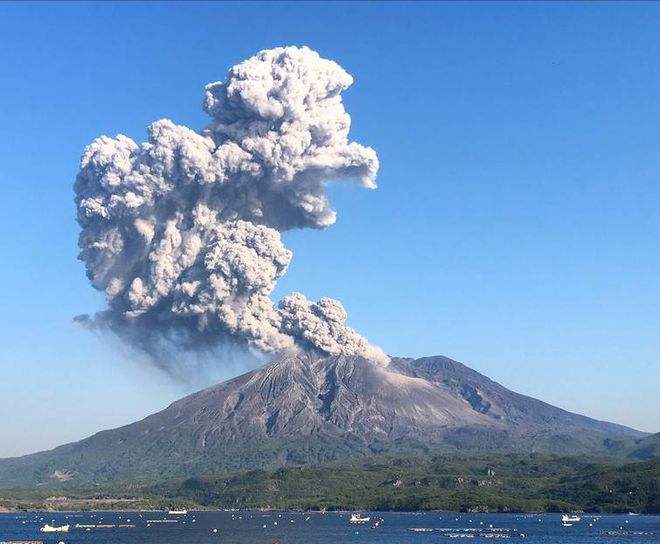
xmin=0 ymin=354 xmax=647 ymax=487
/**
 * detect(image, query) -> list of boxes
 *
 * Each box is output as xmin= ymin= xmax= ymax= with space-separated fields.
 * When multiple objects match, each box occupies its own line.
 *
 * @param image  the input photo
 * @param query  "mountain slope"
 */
xmin=625 ymin=432 xmax=660 ymax=460
xmin=0 ymin=354 xmax=647 ymax=488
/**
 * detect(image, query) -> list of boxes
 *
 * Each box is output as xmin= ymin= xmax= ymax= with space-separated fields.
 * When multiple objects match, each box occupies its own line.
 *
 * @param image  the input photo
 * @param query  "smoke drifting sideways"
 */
xmin=74 ymin=46 xmax=388 ymax=377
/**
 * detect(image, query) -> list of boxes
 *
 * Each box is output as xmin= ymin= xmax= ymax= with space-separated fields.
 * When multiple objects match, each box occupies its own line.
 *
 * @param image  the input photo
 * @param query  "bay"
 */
xmin=0 ymin=511 xmax=657 ymax=543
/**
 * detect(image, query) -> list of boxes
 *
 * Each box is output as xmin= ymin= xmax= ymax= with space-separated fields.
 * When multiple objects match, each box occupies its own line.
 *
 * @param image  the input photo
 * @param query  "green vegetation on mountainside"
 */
xmin=1 ymin=453 xmax=656 ymax=513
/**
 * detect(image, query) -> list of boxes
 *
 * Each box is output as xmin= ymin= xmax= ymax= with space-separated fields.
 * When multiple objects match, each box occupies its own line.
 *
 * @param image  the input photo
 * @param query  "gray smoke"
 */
xmin=74 ymin=46 xmax=387 ymax=368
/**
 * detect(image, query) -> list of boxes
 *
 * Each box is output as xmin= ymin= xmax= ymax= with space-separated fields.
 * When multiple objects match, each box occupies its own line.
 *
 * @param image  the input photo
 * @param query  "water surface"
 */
xmin=1 ymin=511 xmax=657 ymax=543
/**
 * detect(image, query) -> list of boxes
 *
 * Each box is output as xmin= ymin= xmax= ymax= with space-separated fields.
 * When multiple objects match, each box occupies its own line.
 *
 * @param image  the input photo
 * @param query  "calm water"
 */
xmin=0 ymin=511 xmax=657 ymax=544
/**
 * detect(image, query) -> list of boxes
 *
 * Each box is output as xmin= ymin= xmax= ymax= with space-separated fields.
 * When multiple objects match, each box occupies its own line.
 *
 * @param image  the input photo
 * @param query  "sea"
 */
xmin=0 ymin=511 xmax=658 ymax=544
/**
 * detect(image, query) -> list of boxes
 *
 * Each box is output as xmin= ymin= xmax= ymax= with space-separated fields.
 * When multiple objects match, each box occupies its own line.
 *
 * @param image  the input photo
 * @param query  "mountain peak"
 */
xmin=0 ymin=353 xmax=646 ymax=487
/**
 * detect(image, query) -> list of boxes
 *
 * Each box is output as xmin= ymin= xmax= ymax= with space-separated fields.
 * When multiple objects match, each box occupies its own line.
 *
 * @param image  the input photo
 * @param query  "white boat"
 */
xmin=168 ymin=509 xmax=188 ymax=515
xmin=349 ymin=513 xmax=371 ymax=524
xmin=40 ymin=523 xmax=70 ymax=532
xmin=561 ymin=514 xmax=581 ymax=523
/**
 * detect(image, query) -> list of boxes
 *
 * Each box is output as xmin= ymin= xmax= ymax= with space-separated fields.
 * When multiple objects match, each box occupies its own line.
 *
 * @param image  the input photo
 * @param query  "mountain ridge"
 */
xmin=0 ymin=353 xmax=648 ymax=488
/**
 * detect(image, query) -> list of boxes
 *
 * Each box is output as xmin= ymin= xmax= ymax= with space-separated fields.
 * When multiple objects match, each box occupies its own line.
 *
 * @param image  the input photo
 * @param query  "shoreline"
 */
xmin=0 ymin=508 xmax=656 ymax=516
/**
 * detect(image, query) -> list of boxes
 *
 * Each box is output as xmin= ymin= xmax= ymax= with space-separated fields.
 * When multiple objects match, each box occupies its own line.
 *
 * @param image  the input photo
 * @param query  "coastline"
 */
xmin=0 ymin=505 xmax=656 ymax=515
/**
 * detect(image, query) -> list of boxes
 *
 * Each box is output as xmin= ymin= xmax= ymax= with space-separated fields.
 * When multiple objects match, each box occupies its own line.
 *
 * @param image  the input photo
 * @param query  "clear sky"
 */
xmin=0 ymin=2 xmax=659 ymax=458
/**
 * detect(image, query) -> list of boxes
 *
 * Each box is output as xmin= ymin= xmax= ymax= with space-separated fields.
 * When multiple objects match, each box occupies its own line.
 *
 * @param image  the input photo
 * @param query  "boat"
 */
xmin=561 ymin=514 xmax=581 ymax=523
xmin=40 ymin=523 xmax=70 ymax=532
xmin=349 ymin=513 xmax=371 ymax=524
xmin=168 ymin=509 xmax=188 ymax=515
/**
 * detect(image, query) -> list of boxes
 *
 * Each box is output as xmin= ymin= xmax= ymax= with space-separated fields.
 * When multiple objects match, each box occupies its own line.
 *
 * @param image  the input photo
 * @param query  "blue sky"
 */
xmin=1 ymin=2 xmax=659 ymax=457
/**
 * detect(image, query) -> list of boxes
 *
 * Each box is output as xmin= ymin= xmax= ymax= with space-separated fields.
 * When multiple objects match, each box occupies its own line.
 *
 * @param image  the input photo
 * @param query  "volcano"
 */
xmin=0 ymin=354 xmax=645 ymax=487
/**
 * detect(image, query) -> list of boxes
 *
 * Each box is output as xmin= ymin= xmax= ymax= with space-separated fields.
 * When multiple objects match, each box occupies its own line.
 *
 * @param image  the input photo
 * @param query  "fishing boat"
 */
xmin=40 ymin=523 xmax=70 ymax=532
xmin=349 ymin=513 xmax=371 ymax=524
xmin=561 ymin=514 xmax=581 ymax=523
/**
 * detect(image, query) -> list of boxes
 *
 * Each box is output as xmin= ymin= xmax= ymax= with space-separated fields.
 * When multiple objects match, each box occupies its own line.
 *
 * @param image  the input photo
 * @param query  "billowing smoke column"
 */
xmin=74 ymin=46 xmax=387 ymax=367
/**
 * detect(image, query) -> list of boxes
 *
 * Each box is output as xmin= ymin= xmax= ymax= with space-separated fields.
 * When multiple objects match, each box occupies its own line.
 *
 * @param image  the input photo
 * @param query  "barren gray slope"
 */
xmin=0 ymin=354 xmax=645 ymax=487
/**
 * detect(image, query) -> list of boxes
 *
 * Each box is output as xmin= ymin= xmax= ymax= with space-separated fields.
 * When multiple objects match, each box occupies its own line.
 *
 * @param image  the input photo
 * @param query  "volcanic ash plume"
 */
xmin=74 ymin=46 xmax=387 ymax=367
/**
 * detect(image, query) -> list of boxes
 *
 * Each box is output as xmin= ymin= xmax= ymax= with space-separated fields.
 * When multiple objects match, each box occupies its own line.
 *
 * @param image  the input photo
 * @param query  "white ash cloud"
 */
xmin=74 ymin=46 xmax=387 ymax=366
xmin=278 ymin=294 xmax=387 ymax=363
